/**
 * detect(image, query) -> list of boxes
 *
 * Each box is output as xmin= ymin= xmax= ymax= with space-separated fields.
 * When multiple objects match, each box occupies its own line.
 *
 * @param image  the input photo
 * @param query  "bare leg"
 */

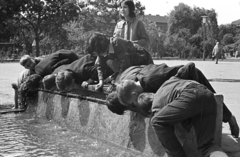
xmin=12 ymin=83 xmax=19 ymax=109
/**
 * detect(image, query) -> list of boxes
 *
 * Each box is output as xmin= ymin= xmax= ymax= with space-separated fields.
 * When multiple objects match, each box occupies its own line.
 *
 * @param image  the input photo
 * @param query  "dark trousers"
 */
xmin=176 ymin=62 xmax=232 ymax=122
xmin=151 ymin=83 xmax=219 ymax=157
xmin=215 ymin=53 xmax=220 ymax=64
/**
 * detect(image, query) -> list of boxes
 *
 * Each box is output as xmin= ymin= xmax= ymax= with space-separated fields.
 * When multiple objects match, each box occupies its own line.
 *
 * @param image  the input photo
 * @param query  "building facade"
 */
xmin=144 ymin=14 xmax=168 ymax=33
xmin=232 ymin=19 xmax=240 ymax=27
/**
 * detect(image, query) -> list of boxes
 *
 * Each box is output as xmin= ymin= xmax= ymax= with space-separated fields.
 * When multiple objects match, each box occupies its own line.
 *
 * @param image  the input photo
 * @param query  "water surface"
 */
xmin=0 ymin=110 xmax=134 ymax=157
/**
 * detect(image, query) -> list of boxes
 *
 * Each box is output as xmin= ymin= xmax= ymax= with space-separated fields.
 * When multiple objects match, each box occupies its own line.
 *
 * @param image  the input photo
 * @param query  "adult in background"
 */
xmin=114 ymin=0 xmax=149 ymax=49
xmin=107 ymin=62 xmax=239 ymax=138
xmin=212 ymin=42 xmax=221 ymax=64
xmin=137 ymin=76 xmax=228 ymax=157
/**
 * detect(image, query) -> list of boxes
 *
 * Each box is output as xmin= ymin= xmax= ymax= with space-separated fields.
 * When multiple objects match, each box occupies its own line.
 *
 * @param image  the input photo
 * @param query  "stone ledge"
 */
xmin=28 ymin=90 xmax=223 ymax=157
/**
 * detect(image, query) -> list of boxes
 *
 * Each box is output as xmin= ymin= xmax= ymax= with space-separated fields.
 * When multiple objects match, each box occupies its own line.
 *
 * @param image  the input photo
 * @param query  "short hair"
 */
xmin=21 ymin=74 xmax=42 ymax=91
xmin=138 ymin=92 xmax=154 ymax=117
xmin=55 ymin=70 xmax=74 ymax=91
xmin=106 ymin=91 xmax=127 ymax=115
xmin=20 ymin=55 xmax=31 ymax=66
xmin=42 ymin=74 xmax=56 ymax=90
xmin=116 ymin=80 xmax=136 ymax=105
xmin=86 ymin=32 xmax=109 ymax=56
xmin=120 ymin=0 xmax=136 ymax=19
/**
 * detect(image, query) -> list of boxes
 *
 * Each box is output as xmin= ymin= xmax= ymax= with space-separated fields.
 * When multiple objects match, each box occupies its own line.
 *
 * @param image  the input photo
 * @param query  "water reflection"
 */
xmin=0 ymin=112 xmax=133 ymax=157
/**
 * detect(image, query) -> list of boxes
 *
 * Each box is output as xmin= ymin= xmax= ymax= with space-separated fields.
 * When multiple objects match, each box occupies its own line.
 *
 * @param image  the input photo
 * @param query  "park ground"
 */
xmin=0 ymin=58 xmax=240 ymax=157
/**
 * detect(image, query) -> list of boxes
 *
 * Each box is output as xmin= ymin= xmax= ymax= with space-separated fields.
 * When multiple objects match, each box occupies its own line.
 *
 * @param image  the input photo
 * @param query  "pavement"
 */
xmin=154 ymin=59 xmax=240 ymax=157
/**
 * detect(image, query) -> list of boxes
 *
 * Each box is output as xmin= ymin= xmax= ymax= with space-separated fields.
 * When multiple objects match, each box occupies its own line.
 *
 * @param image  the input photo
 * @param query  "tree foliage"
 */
xmin=0 ymin=0 xmax=80 ymax=56
xmin=63 ymin=0 xmax=146 ymax=52
xmin=4 ymin=0 xmax=239 ymax=59
xmin=0 ymin=0 xmax=24 ymax=42
xmin=166 ymin=3 xmax=219 ymax=59
xmin=218 ymin=24 xmax=240 ymax=55
xmin=168 ymin=3 xmax=218 ymax=37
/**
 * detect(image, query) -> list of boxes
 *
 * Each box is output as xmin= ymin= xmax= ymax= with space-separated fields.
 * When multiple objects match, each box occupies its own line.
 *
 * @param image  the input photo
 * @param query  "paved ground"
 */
xmin=0 ymin=62 xmax=24 ymax=106
xmin=0 ymin=59 xmax=240 ymax=156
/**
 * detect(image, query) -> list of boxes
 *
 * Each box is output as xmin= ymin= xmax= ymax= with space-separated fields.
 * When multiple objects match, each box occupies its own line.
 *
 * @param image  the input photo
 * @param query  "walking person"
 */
xmin=212 ymin=42 xmax=221 ymax=64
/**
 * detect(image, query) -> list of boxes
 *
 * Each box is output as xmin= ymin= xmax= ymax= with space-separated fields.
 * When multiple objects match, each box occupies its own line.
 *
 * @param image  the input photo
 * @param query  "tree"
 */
xmin=168 ymin=3 xmax=218 ymax=35
xmin=165 ymin=34 xmax=187 ymax=58
xmin=0 ymin=0 xmax=24 ymax=42
xmin=167 ymin=3 xmax=218 ymax=39
xmin=168 ymin=3 xmax=193 ymax=35
xmin=218 ymin=24 xmax=240 ymax=56
xmin=76 ymin=0 xmax=146 ymax=36
xmin=4 ymin=0 xmax=80 ymax=56
xmin=1 ymin=0 xmax=147 ymax=56
xmin=142 ymin=18 xmax=159 ymax=53
xmin=166 ymin=3 xmax=219 ymax=59
xmin=62 ymin=0 xmax=146 ymax=53
xmin=219 ymin=24 xmax=239 ymax=41
xmin=223 ymin=33 xmax=235 ymax=45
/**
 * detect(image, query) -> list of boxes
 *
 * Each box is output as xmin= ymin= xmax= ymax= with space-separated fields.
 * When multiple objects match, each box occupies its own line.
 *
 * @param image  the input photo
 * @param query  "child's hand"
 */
xmin=81 ymin=81 xmax=89 ymax=89
xmin=106 ymin=85 xmax=115 ymax=93
xmin=95 ymin=82 xmax=103 ymax=91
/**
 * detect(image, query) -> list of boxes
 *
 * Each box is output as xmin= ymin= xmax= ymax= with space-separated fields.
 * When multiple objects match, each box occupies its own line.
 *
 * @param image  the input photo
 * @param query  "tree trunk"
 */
xmin=35 ymin=36 xmax=40 ymax=57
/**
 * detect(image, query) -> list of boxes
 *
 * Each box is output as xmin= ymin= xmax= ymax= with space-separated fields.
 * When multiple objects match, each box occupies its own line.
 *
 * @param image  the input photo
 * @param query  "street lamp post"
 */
xmin=157 ymin=32 xmax=162 ymax=59
xmin=201 ymin=15 xmax=208 ymax=61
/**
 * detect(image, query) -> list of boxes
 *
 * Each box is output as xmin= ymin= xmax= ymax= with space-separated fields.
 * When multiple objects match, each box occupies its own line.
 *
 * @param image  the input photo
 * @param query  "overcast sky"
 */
xmin=139 ymin=0 xmax=240 ymax=25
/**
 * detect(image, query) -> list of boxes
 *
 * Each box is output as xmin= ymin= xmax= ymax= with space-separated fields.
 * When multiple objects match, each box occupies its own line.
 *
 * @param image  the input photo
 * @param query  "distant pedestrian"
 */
xmin=235 ymin=51 xmax=239 ymax=58
xmin=212 ymin=42 xmax=221 ymax=64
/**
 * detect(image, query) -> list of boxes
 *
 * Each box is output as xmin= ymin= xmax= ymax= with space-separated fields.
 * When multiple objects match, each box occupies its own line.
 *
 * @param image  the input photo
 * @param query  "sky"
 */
xmin=139 ymin=0 xmax=240 ymax=25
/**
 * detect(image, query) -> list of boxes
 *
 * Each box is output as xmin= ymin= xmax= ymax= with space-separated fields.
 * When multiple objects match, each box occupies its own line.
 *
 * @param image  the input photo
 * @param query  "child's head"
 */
xmin=106 ymin=91 xmax=128 ymax=115
xmin=86 ymin=32 xmax=109 ymax=57
xmin=21 ymin=74 xmax=42 ymax=91
xmin=120 ymin=0 xmax=136 ymax=19
xmin=42 ymin=74 xmax=57 ymax=90
xmin=55 ymin=70 xmax=74 ymax=91
xmin=20 ymin=55 xmax=36 ymax=70
xmin=137 ymin=92 xmax=154 ymax=117
xmin=116 ymin=80 xmax=141 ymax=106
